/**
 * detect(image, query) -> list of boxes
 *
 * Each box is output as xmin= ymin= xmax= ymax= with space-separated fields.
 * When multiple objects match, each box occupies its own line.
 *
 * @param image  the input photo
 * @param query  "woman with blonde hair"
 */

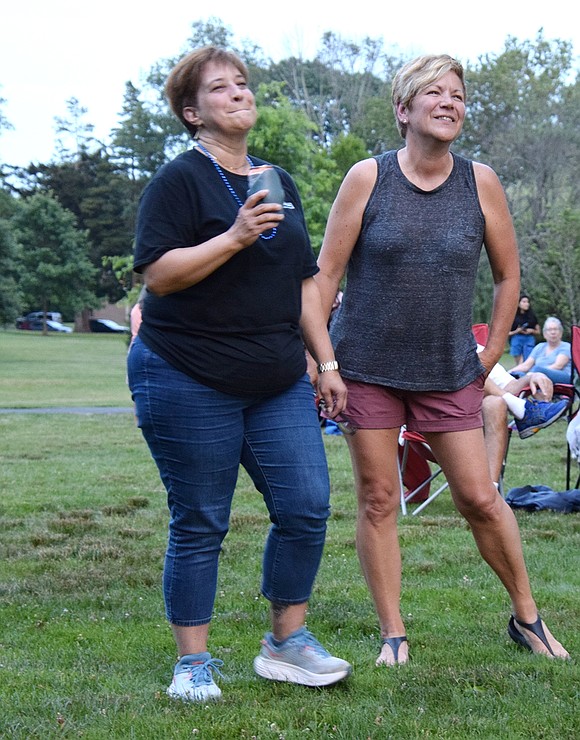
xmin=315 ymin=53 xmax=569 ymax=665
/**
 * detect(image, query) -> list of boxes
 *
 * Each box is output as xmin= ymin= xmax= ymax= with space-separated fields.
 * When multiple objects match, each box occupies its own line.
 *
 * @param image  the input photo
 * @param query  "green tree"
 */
xmin=0 ymin=90 xmax=14 ymax=181
xmin=21 ymin=149 xmax=137 ymax=302
xmin=54 ymin=97 xmax=98 ymax=161
xmin=329 ymin=133 xmax=369 ymax=180
xmin=528 ymin=208 xmax=580 ymax=326
xmin=110 ymin=82 xmax=170 ymax=180
xmin=249 ymin=83 xmax=337 ymax=247
xmin=11 ymin=193 xmax=97 ymax=329
xmin=460 ymin=32 xmax=579 ymax=323
xmin=267 ymin=33 xmax=398 ymax=152
xmin=0 ymin=217 xmax=22 ymax=326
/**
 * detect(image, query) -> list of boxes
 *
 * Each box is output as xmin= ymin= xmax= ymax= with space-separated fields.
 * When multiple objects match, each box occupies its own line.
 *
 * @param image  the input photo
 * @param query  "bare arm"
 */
xmin=511 ymin=355 xmax=536 ymax=374
xmin=300 ymin=277 xmax=347 ymax=417
xmin=315 ymin=158 xmax=378 ymax=319
xmin=144 ymin=192 xmax=284 ymax=296
xmin=473 ymin=163 xmax=521 ymax=373
xmin=549 ymin=353 xmax=571 ymax=371
xmin=504 ymin=372 xmax=553 ymax=401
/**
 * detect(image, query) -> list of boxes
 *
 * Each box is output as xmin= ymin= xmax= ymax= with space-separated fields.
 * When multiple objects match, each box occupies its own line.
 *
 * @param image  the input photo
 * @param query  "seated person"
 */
xmin=481 ymin=357 xmax=569 ymax=486
xmin=511 ymin=316 xmax=571 ymax=385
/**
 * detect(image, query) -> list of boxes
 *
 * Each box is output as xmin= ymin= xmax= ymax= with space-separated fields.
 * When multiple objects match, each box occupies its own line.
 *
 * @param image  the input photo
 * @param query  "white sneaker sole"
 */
xmin=166 ymin=684 xmax=222 ymax=702
xmin=253 ymin=655 xmax=351 ymax=687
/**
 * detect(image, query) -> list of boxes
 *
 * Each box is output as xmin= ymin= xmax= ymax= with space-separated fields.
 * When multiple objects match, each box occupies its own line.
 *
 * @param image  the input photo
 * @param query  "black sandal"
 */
xmin=508 ymin=615 xmax=555 ymax=656
xmin=380 ymin=636 xmax=408 ymax=664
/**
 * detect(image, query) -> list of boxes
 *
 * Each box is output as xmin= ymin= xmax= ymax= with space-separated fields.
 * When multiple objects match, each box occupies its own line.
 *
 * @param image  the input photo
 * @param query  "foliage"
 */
xmin=460 ymin=32 xmax=580 ymax=324
xmin=528 ymin=208 xmax=580 ymax=326
xmin=10 ymin=192 xmax=97 ymax=322
xmin=0 ymin=217 xmax=22 ymax=325
xmin=110 ymin=81 xmax=172 ymax=180
xmin=54 ymin=96 xmax=98 ymax=160
xmin=101 ymin=254 xmax=142 ymax=307
xmin=20 ymin=150 xmax=139 ymax=302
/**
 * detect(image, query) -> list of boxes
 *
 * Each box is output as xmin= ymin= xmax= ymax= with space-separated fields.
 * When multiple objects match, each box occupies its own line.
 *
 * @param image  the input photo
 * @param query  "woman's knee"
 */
xmin=357 ymin=481 xmax=400 ymax=523
xmin=453 ymin=485 xmax=504 ymax=523
xmin=482 ymin=396 xmax=507 ymax=429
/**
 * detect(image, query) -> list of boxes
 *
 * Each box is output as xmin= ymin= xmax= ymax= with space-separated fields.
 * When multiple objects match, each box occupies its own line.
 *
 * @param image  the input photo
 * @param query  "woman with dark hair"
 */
xmin=508 ymin=294 xmax=540 ymax=364
xmin=128 ymin=46 xmax=351 ymax=702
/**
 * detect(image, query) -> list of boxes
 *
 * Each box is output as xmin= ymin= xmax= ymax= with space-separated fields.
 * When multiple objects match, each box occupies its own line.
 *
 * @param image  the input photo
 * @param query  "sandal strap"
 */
xmin=381 ymin=635 xmax=408 ymax=663
xmin=511 ymin=615 xmax=555 ymax=656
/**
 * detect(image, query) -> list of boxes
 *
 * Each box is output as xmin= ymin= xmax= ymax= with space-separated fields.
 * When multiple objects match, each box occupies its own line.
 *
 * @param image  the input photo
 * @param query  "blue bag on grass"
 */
xmin=505 ymin=485 xmax=580 ymax=513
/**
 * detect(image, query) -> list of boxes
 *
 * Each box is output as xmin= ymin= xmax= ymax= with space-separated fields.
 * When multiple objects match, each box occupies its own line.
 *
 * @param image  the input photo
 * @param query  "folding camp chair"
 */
xmin=472 ymin=322 xmax=489 ymax=347
xmin=503 ymin=324 xmax=579 ymax=490
xmin=399 ymin=428 xmax=449 ymax=515
xmin=565 ymin=325 xmax=580 ymax=489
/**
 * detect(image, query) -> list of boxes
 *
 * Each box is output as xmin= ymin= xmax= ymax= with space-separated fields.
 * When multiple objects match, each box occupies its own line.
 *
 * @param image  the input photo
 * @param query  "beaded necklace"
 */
xmin=195 ymin=142 xmax=277 ymax=241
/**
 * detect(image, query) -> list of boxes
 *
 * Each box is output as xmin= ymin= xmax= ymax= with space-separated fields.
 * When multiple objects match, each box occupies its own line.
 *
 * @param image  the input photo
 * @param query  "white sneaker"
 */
xmin=166 ymin=652 xmax=224 ymax=702
xmin=253 ymin=627 xmax=352 ymax=687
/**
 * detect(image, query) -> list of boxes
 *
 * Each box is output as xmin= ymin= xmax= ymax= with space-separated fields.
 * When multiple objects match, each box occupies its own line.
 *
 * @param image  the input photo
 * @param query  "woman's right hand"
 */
xmin=229 ymin=191 xmax=284 ymax=247
xmin=144 ymin=193 xmax=284 ymax=297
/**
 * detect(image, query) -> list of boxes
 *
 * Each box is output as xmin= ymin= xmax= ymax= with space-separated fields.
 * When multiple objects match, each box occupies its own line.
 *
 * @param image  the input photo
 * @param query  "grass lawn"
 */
xmin=0 ymin=330 xmax=578 ymax=739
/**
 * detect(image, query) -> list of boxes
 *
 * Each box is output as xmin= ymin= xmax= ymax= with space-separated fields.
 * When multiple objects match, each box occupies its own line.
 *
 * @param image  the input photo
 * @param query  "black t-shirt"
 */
xmin=511 ymin=308 xmax=538 ymax=332
xmin=133 ymin=149 xmax=317 ymax=396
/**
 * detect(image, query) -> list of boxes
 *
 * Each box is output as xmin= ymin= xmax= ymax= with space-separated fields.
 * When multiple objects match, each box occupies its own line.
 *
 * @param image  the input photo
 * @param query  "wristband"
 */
xmin=317 ymin=360 xmax=340 ymax=373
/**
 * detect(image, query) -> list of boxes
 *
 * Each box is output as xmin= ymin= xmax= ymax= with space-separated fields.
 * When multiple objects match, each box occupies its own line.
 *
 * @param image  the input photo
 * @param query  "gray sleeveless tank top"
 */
xmin=330 ymin=150 xmax=486 ymax=391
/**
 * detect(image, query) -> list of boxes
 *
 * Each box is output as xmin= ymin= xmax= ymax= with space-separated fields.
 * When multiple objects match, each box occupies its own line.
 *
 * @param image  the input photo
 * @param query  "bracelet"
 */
xmin=317 ymin=360 xmax=340 ymax=373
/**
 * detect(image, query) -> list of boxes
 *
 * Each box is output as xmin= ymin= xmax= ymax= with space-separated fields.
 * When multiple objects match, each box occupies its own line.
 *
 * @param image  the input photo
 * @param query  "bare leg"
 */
xmin=346 ymin=428 xmax=409 ymax=665
xmin=172 ymin=623 xmax=210 ymax=657
xmin=482 ymin=395 xmax=509 ymax=484
xmin=270 ymin=602 xmax=308 ymax=641
xmin=426 ymin=428 xmax=569 ymax=658
xmin=173 ymin=603 xmax=309 ymax=655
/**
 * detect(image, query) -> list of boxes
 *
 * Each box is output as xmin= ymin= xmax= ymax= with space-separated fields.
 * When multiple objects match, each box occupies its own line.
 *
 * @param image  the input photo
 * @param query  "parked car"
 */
xmin=17 ymin=318 xmax=72 ymax=333
xmin=44 ymin=320 xmax=73 ymax=333
xmin=16 ymin=311 xmax=63 ymax=329
xmin=89 ymin=318 xmax=130 ymax=334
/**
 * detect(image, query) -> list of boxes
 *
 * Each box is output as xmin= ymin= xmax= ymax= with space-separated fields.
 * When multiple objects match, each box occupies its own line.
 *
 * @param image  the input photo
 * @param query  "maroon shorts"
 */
xmin=342 ymin=375 xmax=485 ymax=433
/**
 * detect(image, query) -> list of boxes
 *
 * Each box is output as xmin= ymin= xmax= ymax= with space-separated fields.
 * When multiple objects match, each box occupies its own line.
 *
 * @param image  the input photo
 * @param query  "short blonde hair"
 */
xmin=165 ymin=46 xmax=249 ymax=136
xmin=391 ymin=54 xmax=465 ymax=139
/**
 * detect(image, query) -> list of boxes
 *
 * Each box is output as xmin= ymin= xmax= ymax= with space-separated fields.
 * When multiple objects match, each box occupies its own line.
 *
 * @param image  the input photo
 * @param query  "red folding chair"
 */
xmin=399 ymin=428 xmax=449 ymax=515
xmin=503 ymin=324 xmax=579 ymax=489
xmin=565 ymin=325 xmax=580 ymax=489
xmin=472 ymin=322 xmax=489 ymax=347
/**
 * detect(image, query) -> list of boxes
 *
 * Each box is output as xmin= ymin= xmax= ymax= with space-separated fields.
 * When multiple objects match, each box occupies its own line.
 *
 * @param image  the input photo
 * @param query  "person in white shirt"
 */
xmin=480 ymin=347 xmax=569 ymax=485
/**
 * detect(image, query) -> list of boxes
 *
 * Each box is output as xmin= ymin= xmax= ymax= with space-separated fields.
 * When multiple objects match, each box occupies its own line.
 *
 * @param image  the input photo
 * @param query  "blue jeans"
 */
xmin=511 ymin=366 xmax=571 ymax=385
xmin=127 ymin=338 xmax=331 ymax=626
